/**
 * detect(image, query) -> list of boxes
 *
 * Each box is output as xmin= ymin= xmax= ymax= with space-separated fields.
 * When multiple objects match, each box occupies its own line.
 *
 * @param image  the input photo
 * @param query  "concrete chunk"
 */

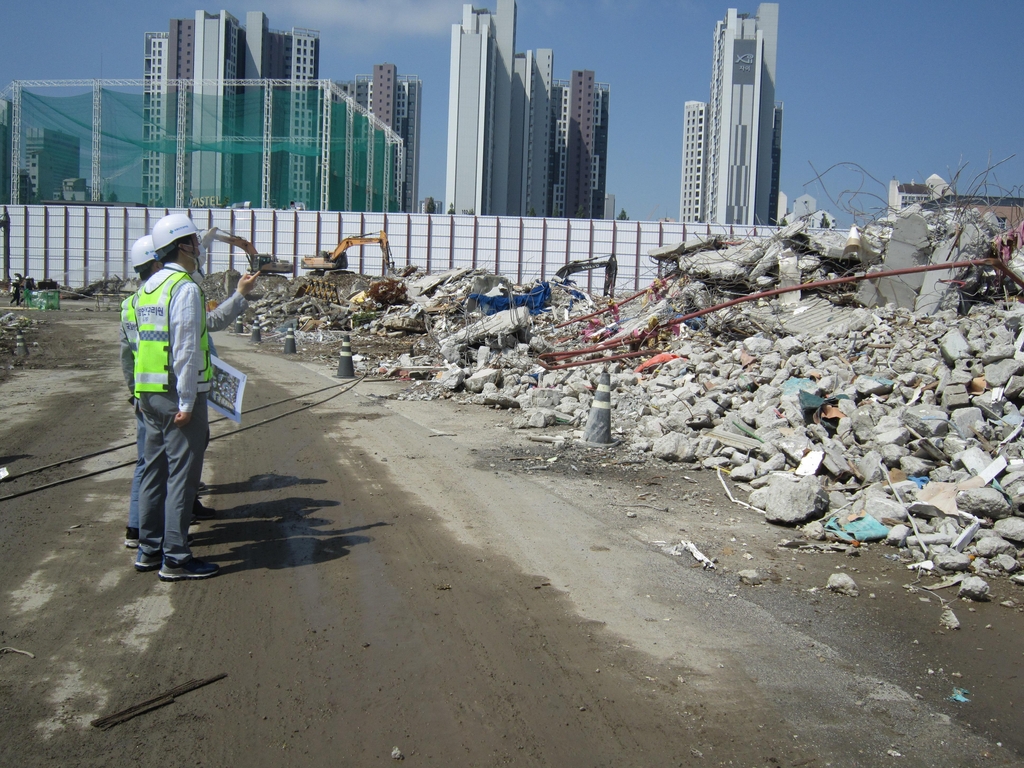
xmin=938 ymin=330 xmax=971 ymax=367
xmin=993 ymin=517 xmax=1024 ymax=543
xmin=762 ymin=474 xmax=830 ymax=526
xmin=902 ymin=405 xmax=949 ymax=438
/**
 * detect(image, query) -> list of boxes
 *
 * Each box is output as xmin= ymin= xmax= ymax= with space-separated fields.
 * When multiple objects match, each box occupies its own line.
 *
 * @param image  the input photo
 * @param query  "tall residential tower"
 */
xmin=143 ymin=11 xmax=320 ymax=207
xmin=445 ymin=1 xmax=608 ymax=218
xmin=680 ymin=3 xmax=781 ymax=225
xmin=337 ymin=64 xmax=422 ymax=213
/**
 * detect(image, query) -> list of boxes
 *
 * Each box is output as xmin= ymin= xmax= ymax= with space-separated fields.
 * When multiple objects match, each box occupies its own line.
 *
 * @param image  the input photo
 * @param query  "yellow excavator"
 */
xmin=300 ymin=230 xmax=395 ymax=275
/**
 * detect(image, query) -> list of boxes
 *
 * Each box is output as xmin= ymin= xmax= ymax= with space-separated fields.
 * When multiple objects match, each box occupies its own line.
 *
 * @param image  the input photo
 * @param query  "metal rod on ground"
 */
xmin=336 ymin=334 xmax=355 ymax=378
xmin=283 ymin=326 xmax=296 ymax=354
xmin=91 ymin=673 xmax=227 ymax=730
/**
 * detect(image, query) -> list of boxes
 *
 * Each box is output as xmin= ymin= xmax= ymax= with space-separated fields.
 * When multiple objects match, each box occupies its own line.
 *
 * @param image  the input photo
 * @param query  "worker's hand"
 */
xmin=237 ymin=272 xmax=258 ymax=297
xmin=173 ymin=411 xmax=192 ymax=428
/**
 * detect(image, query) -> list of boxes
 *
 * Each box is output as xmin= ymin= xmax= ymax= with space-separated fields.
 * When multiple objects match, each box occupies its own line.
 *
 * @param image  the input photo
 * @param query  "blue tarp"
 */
xmin=469 ymin=282 xmax=552 ymax=316
xmin=824 ymin=512 xmax=890 ymax=543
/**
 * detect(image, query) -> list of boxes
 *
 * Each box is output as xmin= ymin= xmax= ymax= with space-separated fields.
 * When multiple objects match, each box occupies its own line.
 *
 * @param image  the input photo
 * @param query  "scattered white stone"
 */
xmin=939 ymin=606 xmax=961 ymax=630
xmin=958 ymin=576 xmax=991 ymax=602
xmin=827 ymin=572 xmax=859 ymax=597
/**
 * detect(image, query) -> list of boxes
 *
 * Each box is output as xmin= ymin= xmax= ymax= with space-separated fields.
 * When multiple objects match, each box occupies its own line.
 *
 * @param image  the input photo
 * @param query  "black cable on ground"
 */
xmin=0 ymin=376 xmax=365 ymax=504
xmin=1 ymin=377 xmax=361 ymax=484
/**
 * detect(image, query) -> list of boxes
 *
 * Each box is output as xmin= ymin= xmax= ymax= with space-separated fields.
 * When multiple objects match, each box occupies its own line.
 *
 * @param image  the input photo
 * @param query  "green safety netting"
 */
xmin=4 ymin=84 xmax=397 ymax=211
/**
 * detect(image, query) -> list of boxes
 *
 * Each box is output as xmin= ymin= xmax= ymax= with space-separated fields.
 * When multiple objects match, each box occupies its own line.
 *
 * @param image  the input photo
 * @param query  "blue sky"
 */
xmin=1 ymin=0 xmax=1021 ymax=224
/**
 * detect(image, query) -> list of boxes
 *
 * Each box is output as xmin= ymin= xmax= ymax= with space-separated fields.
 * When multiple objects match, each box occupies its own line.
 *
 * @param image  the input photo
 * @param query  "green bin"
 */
xmin=24 ymin=289 xmax=61 ymax=311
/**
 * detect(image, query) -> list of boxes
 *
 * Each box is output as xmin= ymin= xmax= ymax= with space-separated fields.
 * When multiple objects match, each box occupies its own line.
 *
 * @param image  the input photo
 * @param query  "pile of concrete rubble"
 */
xmin=80 ymin=203 xmax=1024 ymax=607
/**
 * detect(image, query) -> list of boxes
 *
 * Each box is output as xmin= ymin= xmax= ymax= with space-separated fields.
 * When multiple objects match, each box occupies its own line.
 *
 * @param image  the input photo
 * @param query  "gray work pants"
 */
xmin=138 ymin=391 xmax=209 ymax=565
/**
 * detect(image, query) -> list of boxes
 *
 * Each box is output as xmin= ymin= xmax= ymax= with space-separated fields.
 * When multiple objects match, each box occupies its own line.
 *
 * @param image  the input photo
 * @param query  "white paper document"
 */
xmin=209 ymin=355 xmax=247 ymax=423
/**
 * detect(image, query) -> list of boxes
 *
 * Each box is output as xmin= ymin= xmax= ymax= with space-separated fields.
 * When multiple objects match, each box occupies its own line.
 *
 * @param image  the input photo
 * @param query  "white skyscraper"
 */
xmin=446 ymin=0 xmax=609 ymax=218
xmin=678 ymin=101 xmax=707 ymax=222
xmin=685 ymin=3 xmax=781 ymax=226
xmin=191 ymin=11 xmax=245 ymax=203
xmin=445 ymin=1 xmax=516 ymax=215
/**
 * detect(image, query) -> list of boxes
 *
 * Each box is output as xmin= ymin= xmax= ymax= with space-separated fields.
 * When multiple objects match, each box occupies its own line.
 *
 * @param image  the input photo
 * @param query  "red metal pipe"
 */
xmin=539 ymin=258 xmax=1021 ymax=371
xmin=537 ymin=348 xmax=663 ymax=371
xmin=541 ymin=331 xmax=650 ymax=361
xmin=554 ymin=280 xmax=668 ymax=329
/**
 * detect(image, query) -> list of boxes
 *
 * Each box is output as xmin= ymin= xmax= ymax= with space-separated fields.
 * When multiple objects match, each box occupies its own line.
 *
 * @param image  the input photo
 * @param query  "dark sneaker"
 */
xmin=192 ymin=499 xmax=216 ymax=520
xmin=125 ymin=527 xmax=140 ymax=549
xmin=158 ymin=558 xmax=220 ymax=582
xmin=134 ymin=550 xmax=162 ymax=572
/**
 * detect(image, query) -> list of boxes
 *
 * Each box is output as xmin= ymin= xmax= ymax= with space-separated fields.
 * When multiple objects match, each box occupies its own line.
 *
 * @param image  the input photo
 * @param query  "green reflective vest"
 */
xmin=133 ymin=270 xmax=211 ymax=396
xmin=120 ymin=293 xmax=139 ymax=353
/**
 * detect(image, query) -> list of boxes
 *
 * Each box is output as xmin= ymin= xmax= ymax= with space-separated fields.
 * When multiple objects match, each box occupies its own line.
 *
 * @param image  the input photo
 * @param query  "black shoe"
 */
xmin=158 ymin=558 xmax=220 ymax=581
xmin=125 ymin=527 xmax=140 ymax=549
xmin=192 ymin=499 xmax=216 ymax=520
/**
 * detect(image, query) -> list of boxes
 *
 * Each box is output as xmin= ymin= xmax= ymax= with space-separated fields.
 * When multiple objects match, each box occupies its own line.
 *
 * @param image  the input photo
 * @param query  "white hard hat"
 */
xmin=130 ymin=235 xmax=158 ymax=271
xmin=151 ymin=213 xmax=199 ymax=259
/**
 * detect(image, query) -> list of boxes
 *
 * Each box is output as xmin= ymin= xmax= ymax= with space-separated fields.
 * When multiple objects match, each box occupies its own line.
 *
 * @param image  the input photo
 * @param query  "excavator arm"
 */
xmin=554 ymin=254 xmax=618 ymax=297
xmin=200 ymin=227 xmax=294 ymax=274
xmin=300 ymin=230 xmax=395 ymax=275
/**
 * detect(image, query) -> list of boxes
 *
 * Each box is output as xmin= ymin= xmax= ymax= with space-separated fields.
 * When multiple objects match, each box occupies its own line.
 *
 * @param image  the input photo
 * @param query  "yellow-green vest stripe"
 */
xmin=133 ymin=271 xmax=211 ymax=396
xmin=120 ymin=293 xmax=139 ymax=353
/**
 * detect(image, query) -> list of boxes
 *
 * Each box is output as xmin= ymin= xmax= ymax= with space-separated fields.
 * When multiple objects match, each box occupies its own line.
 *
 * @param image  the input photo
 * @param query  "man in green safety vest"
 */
xmin=133 ymin=213 xmax=220 ymax=581
xmin=120 ymin=234 xmax=256 ymax=550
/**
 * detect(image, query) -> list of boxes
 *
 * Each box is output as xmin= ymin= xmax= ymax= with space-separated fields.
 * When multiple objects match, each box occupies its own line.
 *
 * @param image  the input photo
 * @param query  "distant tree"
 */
xmin=424 ymin=197 xmax=436 ymax=214
xmin=575 ymin=204 xmax=586 ymax=219
xmin=552 ymin=205 xmax=561 ymax=218
xmin=779 ymin=217 xmax=788 ymax=226
xmin=820 ymin=213 xmax=831 ymax=228
xmin=617 ymin=208 xmax=629 ymax=221
xmin=447 ymin=203 xmax=455 ymax=215
xmin=527 ymin=206 xmax=536 ymax=217
xmin=107 ymin=191 xmax=118 ymax=203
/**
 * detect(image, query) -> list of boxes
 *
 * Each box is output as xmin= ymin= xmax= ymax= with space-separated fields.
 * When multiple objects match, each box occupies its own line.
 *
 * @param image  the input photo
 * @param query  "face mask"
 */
xmin=184 ymin=241 xmax=204 ymax=278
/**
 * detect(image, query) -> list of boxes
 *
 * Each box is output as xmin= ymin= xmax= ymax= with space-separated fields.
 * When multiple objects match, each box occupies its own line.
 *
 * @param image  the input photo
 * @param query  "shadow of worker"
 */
xmin=195 ymin=496 xmax=388 ymax=576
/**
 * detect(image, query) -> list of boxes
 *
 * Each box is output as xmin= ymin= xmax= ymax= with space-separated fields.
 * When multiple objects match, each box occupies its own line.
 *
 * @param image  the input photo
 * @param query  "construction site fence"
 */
xmin=1 ymin=205 xmax=785 ymax=292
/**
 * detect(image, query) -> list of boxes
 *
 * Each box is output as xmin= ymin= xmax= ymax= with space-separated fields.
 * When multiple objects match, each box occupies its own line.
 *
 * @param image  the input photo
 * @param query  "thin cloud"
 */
xmin=260 ymin=0 xmax=465 ymax=37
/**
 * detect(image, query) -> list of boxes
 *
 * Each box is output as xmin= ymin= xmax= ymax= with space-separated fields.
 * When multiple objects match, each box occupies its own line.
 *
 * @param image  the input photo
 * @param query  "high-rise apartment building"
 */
xmin=445 ymin=1 xmax=515 ymax=215
xmin=25 ymin=128 xmax=80 ymax=203
xmin=338 ymin=64 xmax=422 ymax=213
xmin=678 ymin=101 xmax=707 ymax=222
xmin=143 ymin=10 xmax=320 ymax=207
xmin=549 ymin=72 xmax=609 ymax=219
xmin=446 ymin=1 xmax=608 ymax=218
xmin=681 ymin=3 xmax=781 ymax=225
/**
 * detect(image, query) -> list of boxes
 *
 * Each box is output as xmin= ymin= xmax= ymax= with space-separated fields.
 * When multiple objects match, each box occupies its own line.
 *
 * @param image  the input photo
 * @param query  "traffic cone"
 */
xmin=843 ymin=225 xmax=862 ymax=260
xmin=233 ymin=316 xmax=244 ymax=334
xmin=582 ymin=371 xmax=617 ymax=447
xmin=336 ymin=334 xmax=356 ymax=378
xmin=13 ymin=330 xmax=28 ymax=357
xmin=251 ymin=315 xmax=262 ymax=343
xmin=283 ymin=327 xmax=296 ymax=354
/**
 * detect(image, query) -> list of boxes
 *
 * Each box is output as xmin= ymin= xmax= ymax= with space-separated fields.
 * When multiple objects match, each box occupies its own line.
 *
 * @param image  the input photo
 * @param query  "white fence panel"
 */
xmin=2 ymin=206 xmax=787 ymax=294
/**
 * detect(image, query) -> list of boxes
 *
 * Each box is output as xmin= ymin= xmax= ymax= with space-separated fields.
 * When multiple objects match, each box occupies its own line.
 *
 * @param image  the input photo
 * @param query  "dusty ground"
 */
xmin=1 ymin=303 xmax=1023 ymax=767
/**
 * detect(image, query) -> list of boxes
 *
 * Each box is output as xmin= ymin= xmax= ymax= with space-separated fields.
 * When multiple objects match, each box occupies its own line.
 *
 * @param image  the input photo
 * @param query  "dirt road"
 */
xmin=1 ymin=309 xmax=1021 ymax=767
